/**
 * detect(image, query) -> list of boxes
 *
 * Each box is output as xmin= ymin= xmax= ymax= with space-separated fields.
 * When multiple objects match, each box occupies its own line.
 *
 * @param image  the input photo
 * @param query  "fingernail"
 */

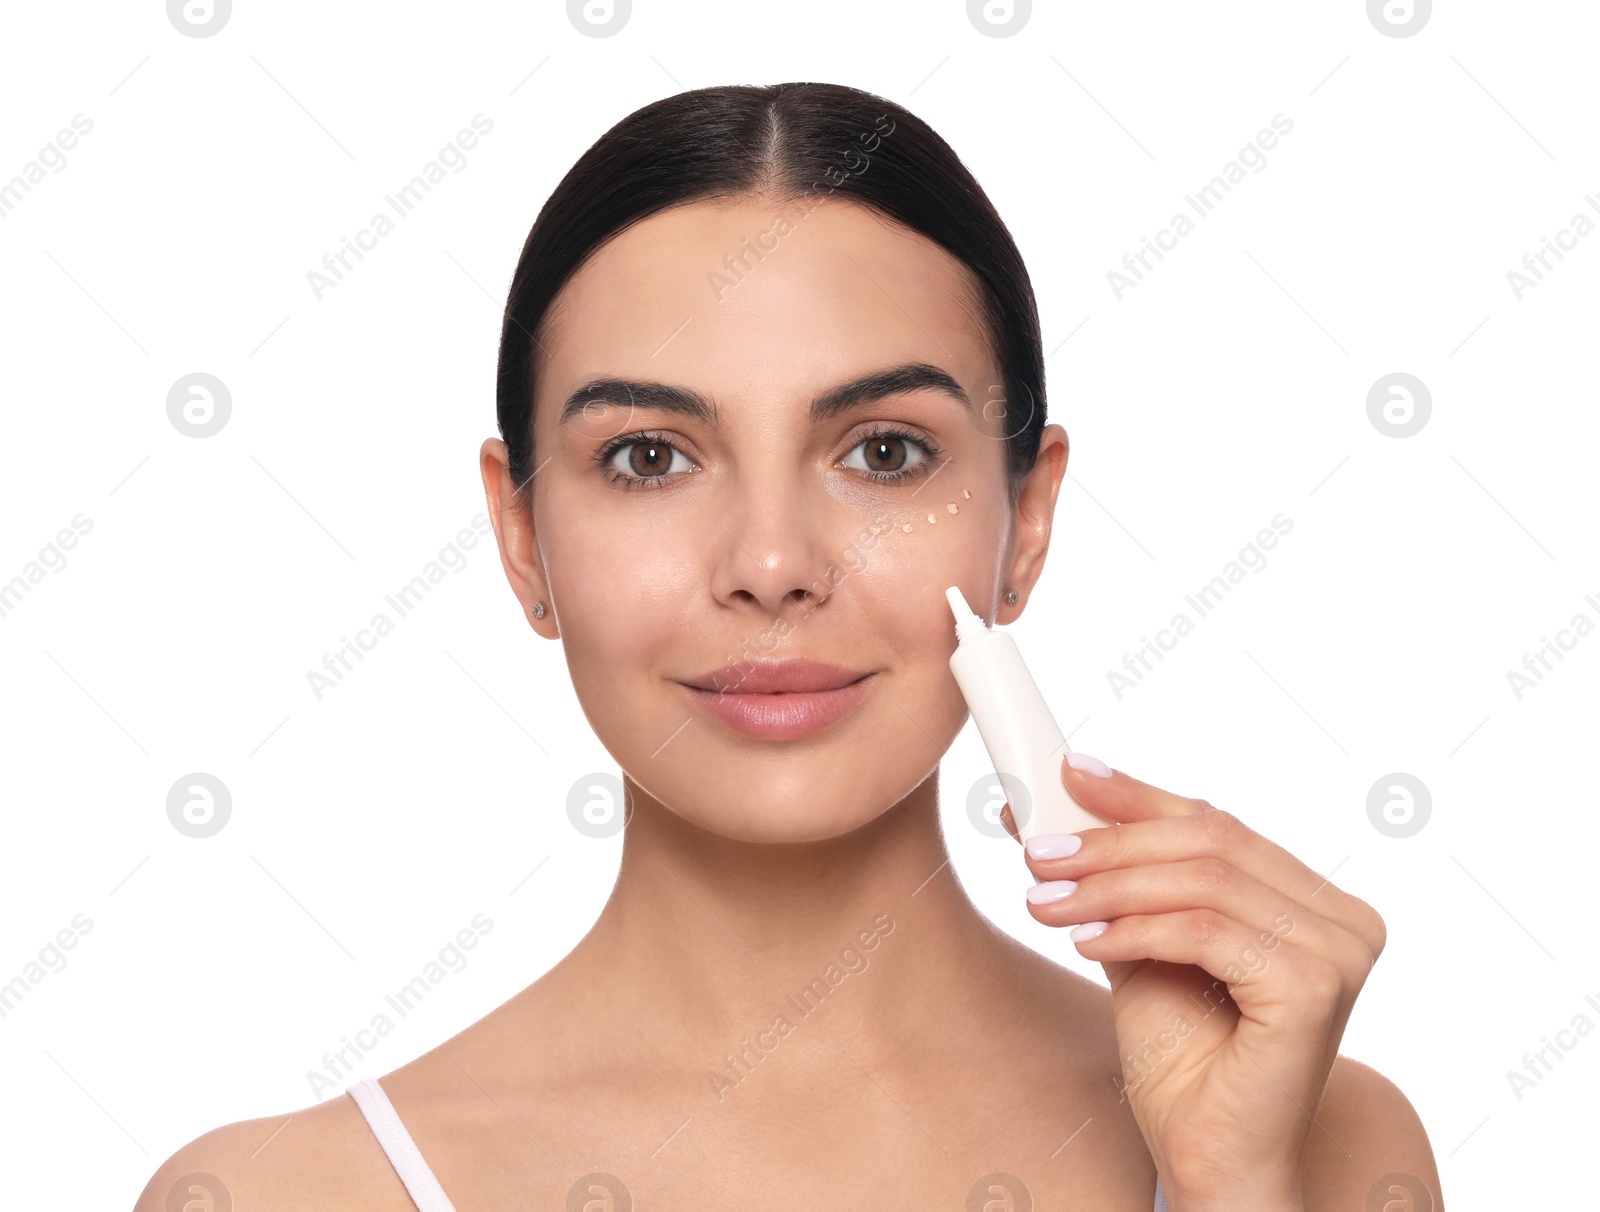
xmin=1026 ymin=879 xmax=1078 ymax=904
xmin=1024 ymin=833 xmax=1083 ymax=861
xmin=1070 ymin=921 xmax=1109 ymax=942
xmin=1065 ymin=751 xmax=1113 ymax=778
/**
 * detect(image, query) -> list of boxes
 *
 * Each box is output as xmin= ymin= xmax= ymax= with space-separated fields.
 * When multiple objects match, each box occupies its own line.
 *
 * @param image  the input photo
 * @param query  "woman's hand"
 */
xmin=1001 ymin=756 xmax=1386 ymax=1212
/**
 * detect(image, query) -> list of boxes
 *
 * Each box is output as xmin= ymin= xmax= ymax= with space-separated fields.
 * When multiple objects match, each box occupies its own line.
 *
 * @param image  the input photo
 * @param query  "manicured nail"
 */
xmin=1025 ymin=833 xmax=1083 ymax=861
xmin=1026 ymin=879 xmax=1078 ymax=904
xmin=1070 ymin=921 xmax=1109 ymax=942
xmin=1065 ymin=751 xmax=1113 ymax=778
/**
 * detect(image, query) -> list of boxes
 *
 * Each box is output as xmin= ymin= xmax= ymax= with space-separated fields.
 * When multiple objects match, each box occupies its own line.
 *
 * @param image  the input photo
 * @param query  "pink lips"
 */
xmin=678 ymin=658 xmax=877 ymax=741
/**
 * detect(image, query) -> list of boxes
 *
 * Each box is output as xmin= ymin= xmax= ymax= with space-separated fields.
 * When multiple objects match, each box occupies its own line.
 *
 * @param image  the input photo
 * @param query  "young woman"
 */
xmin=137 ymin=83 xmax=1441 ymax=1211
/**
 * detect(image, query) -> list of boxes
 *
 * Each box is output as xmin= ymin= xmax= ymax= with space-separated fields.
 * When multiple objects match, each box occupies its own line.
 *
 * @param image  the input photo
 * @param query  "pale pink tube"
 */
xmin=946 ymin=586 xmax=1102 ymax=844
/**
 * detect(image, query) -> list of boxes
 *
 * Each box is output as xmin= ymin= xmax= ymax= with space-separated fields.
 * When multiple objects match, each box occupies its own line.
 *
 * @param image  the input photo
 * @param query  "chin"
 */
xmin=688 ymin=800 xmax=882 ymax=845
xmin=634 ymin=763 xmax=922 ymax=845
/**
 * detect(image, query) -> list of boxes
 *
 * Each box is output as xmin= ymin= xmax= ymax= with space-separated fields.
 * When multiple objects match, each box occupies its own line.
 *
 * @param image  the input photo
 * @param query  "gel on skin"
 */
xmin=946 ymin=586 xmax=1103 ymax=844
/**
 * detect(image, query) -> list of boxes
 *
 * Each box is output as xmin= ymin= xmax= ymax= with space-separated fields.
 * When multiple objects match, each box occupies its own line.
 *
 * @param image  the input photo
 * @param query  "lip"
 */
xmin=676 ymin=659 xmax=878 ymax=741
xmin=682 ymin=658 xmax=868 ymax=694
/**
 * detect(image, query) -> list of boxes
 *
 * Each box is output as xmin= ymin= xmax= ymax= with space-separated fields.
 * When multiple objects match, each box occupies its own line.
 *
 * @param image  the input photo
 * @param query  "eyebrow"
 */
xmin=557 ymin=362 xmax=972 ymax=426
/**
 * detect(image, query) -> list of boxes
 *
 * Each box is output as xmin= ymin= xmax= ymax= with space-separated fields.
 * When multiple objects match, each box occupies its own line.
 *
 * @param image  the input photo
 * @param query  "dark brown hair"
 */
xmin=495 ymin=81 xmax=1045 ymax=505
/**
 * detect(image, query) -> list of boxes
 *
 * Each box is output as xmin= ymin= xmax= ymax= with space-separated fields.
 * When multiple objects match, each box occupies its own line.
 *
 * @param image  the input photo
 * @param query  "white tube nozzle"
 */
xmin=944 ymin=585 xmax=988 ymax=643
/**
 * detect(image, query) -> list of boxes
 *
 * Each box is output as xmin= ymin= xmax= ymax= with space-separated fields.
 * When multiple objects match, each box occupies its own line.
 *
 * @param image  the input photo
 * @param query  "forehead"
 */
xmin=535 ymin=197 xmax=997 ymax=422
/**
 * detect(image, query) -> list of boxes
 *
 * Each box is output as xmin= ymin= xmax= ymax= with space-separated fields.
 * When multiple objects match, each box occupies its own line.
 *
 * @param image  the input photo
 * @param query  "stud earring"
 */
xmin=532 ymin=601 xmax=547 ymax=619
xmin=1004 ymin=589 xmax=1018 ymax=606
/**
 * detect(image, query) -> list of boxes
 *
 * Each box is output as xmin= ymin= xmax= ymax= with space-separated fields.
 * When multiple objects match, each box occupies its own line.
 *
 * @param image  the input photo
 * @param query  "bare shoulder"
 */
xmin=130 ymin=1088 xmax=413 ymax=1212
xmin=1303 ymin=1054 xmax=1443 ymax=1211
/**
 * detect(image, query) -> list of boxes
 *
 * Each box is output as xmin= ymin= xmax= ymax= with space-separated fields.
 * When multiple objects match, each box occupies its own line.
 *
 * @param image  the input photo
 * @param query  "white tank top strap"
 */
xmin=345 ymin=1077 xmax=459 ymax=1212
xmin=346 ymin=1074 xmax=1165 ymax=1212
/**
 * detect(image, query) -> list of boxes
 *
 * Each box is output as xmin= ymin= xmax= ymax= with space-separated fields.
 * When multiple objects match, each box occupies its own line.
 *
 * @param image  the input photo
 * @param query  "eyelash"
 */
xmin=594 ymin=427 xmax=945 ymax=490
xmin=848 ymin=426 xmax=944 ymax=484
xmin=594 ymin=430 xmax=690 ymax=491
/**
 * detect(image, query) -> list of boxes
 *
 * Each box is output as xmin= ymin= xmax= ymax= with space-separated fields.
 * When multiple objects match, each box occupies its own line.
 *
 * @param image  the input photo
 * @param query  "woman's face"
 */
xmin=485 ymin=196 xmax=1065 ymax=843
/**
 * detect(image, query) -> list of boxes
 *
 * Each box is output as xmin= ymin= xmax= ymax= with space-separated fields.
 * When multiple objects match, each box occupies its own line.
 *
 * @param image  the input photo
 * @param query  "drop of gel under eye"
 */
xmin=947 ymin=503 xmax=959 ymax=514
xmin=926 ymin=512 xmax=937 ymax=524
xmin=902 ymin=522 xmax=913 ymax=533
xmin=962 ymin=488 xmax=972 ymax=499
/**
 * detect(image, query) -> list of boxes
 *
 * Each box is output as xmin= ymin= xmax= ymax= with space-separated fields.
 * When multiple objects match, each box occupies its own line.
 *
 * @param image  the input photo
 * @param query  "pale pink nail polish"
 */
xmin=1026 ymin=880 xmax=1078 ymax=904
xmin=1024 ymin=833 xmax=1083 ymax=861
xmin=1070 ymin=921 xmax=1109 ymax=942
xmin=1065 ymin=751 xmax=1113 ymax=778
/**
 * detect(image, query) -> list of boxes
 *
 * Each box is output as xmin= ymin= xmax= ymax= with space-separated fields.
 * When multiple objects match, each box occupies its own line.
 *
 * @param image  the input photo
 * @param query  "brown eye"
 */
xmin=604 ymin=436 xmax=693 ymax=485
xmin=865 ymin=436 xmax=907 ymax=472
xmin=841 ymin=431 xmax=931 ymax=480
xmin=629 ymin=441 xmax=671 ymax=476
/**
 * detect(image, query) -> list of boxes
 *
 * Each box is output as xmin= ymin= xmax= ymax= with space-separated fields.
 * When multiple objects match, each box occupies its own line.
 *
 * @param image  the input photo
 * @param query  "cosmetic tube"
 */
xmin=945 ymin=586 xmax=1103 ymax=844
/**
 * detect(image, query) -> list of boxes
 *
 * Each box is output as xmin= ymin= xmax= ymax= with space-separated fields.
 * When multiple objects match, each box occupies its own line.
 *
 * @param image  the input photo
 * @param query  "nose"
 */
xmin=703 ymin=476 xmax=852 ymax=618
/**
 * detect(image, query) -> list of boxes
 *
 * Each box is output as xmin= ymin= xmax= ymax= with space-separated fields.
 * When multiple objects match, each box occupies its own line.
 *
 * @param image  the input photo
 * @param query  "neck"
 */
xmin=550 ymin=772 xmax=1021 ymax=1078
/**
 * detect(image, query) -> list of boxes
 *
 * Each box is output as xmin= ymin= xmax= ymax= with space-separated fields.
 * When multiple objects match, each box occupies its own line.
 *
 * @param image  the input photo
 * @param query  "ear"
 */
xmin=480 ymin=437 xmax=559 ymax=638
xmin=995 ymin=423 xmax=1068 ymax=626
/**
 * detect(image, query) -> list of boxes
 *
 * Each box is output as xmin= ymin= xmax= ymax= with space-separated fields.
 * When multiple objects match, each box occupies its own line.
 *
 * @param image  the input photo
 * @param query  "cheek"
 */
xmin=541 ymin=500 xmax=697 ymax=681
xmin=833 ymin=489 xmax=1009 ymax=676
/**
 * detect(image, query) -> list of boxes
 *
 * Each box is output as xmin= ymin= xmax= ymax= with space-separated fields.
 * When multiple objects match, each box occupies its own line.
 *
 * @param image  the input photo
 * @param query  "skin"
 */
xmin=133 ymin=197 xmax=1442 ymax=1211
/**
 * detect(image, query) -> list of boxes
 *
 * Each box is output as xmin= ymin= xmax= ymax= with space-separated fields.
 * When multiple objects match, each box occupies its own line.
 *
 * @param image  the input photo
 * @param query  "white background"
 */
xmin=1 ymin=1 xmax=1595 ymax=1207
